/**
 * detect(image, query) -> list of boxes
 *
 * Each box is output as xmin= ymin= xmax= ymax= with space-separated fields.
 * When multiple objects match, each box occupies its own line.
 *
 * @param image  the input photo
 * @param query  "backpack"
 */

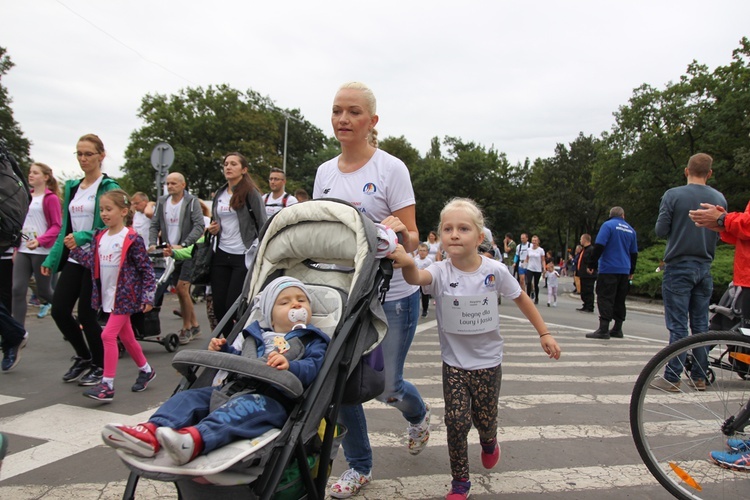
xmin=0 ymin=143 xmax=31 ymax=253
xmin=263 ymin=192 xmax=290 ymax=207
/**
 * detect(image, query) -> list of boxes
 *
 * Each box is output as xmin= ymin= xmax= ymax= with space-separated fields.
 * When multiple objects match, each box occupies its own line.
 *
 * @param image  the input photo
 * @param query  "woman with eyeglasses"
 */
xmin=207 ymin=152 xmax=267 ymax=336
xmin=41 ymin=134 xmax=120 ymax=385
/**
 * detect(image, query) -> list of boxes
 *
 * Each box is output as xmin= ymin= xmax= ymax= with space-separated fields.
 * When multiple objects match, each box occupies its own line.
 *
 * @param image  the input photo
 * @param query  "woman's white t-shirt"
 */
xmin=426 ymin=241 xmax=439 ymax=261
xmin=526 ymin=246 xmax=545 ymax=273
xmin=98 ymin=227 xmax=128 ymax=313
xmin=215 ymin=189 xmax=246 ymax=255
xmin=68 ymin=176 xmax=103 ymax=260
xmin=20 ymin=193 xmax=50 ymax=255
xmin=313 ymin=149 xmax=418 ymax=301
xmin=423 ymin=256 xmax=521 ymax=370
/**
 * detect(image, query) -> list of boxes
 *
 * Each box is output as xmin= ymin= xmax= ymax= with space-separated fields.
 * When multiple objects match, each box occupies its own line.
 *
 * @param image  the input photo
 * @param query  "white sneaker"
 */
xmin=330 ymin=468 xmax=372 ymax=498
xmin=156 ymin=427 xmax=197 ymax=465
xmin=407 ymin=403 xmax=431 ymax=455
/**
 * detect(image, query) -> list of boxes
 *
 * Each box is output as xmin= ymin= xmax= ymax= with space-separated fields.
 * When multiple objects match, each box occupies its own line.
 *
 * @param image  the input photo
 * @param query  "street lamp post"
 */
xmin=277 ymin=109 xmax=304 ymax=175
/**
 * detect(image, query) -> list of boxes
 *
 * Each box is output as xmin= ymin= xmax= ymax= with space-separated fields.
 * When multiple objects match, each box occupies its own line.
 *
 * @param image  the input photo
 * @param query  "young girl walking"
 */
xmin=71 ymin=190 xmax=156 ymax=402
xmin=389 ymin=198 xmax=561 ymax=500
xmin=11 ymin=163 xmax=62 ymax=328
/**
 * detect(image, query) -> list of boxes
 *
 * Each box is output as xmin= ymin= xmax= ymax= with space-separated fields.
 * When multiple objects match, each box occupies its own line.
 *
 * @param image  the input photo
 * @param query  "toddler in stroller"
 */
xmin=102 ymin=276 xmax=329 ymax=465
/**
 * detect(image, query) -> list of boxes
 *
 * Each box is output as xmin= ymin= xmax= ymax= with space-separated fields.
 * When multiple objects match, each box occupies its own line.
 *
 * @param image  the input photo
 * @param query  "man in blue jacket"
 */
xmin=586 ymin=207 xmax=638 ymax=339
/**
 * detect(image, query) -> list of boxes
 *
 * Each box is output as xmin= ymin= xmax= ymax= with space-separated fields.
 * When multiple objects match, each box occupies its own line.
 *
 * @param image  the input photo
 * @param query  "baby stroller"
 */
xmin=678 ymin=282 xmax=750 ymax=383
xmin=116 ymin=199 xmax=391 ymax=500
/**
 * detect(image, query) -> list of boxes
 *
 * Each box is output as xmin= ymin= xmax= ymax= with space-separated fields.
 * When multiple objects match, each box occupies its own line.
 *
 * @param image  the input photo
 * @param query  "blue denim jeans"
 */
xmin=662 ymin=260 xmax=712 ymax=382
xmin=149 ymin=386 xmax=287 ymax=454
xmin=338 ymin=290 xmax=427 ymax=474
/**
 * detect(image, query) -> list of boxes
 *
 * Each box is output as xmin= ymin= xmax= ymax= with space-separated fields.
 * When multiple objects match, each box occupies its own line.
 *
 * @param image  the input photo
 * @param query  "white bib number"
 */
xmin=440 ymin=295 xmax=499 ymax=335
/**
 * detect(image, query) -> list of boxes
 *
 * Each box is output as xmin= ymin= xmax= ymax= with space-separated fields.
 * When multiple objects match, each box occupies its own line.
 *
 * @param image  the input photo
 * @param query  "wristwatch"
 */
xmin=717 ymin=213 xmax=726 ymax=227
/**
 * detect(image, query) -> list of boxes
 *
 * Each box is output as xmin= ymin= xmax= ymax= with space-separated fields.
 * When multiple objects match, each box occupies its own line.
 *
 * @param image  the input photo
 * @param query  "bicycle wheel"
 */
xmin=630 ymin=331 xmax=750 ymax=499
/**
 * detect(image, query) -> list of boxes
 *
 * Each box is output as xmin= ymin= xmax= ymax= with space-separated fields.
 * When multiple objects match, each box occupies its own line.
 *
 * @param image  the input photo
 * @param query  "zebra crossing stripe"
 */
xmin=334 ymin=463 xmax=669 ymax=497
xmin=408 ymin=350 xmax=654 ymax=357
xmin=407 ymin=374 xmax=639 ymax=384
xmin=0 ymin=395 xmax=22 ymax=407
xmin=0 ymin=403 xmax=154 ymax=481
xmin=411 ymin=340 xmax=660 ymax=349
xmin=403 ymin=360 xmax=649 ymax=368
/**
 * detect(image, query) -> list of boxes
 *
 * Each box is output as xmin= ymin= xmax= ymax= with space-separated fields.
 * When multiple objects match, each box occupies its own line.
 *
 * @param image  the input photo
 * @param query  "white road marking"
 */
xmin=0 ymin=404 xmax=156 ymax=481
xmin=0 ymin=395 xmax=22 ymax=406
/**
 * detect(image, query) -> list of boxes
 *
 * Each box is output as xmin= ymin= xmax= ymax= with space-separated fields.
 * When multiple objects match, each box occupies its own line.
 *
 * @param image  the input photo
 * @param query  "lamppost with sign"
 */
xmin=150 ymin=142 xmax=174 ymax=197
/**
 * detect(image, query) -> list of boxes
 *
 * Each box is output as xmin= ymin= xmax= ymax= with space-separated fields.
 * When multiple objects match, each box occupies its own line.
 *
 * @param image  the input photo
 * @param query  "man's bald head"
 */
xmin=166 ymin=172 xmax=186 ymax=198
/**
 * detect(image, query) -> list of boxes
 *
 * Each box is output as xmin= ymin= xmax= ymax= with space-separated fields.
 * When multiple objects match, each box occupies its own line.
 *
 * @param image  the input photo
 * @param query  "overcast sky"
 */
xmin=3 ymin=1 xmax=749 ymax=180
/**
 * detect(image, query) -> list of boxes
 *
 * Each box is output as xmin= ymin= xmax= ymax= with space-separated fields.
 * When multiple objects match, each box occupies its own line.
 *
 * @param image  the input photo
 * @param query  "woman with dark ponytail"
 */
xmin=207 ymin=152 xmax=267 ymax=335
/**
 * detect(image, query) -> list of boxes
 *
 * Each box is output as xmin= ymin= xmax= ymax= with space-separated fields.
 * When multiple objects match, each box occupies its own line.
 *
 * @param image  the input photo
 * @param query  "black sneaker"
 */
xmin=83 ymin=382 xmax=114 ymax=402
xmin=1 ymin=336 xmax=27 ymax=372
xmin=62 ymin=357 xmax=91 ymax=383
xmin=78 ymin=365 xmax=104 ymax=386
xmin=131 ymin=369 xmax=156 ymax=392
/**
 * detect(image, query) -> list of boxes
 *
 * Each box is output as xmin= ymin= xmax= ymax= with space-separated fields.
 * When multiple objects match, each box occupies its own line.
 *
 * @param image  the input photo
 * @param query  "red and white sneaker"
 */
xmin=101 ymin=423 xmax=159 ymax=457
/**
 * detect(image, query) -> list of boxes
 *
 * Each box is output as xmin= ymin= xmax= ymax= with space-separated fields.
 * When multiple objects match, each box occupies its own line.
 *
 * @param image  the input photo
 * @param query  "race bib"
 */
xmin=440 ymin=295 xmax=499 ymax=335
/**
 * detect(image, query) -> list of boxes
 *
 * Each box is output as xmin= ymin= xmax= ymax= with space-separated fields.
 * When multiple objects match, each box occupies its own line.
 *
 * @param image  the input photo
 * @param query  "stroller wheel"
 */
xmin=164 ymin=334 xmax=180 ymax=352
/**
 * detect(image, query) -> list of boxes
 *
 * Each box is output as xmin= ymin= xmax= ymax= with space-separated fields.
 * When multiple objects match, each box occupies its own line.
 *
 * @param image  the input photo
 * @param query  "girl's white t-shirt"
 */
xmin=526 ymin=246 xmax=545 ymax=273
xmin=98 ymin=227 xmax=128 ymax=313
xmin=423 ymin=256 xmax=522 ymax=370
xmin=165 ymin=197 xmax=184 ymax=246
xmin=20 ymin=193 xmax=50 ymax=255
xmin=546 ymin=270 xmax=560 ymax=287
xmin=215 ymin=189 xmax=246 ymax=254
xmin=313 ymin=149 xmax=418 ymax=301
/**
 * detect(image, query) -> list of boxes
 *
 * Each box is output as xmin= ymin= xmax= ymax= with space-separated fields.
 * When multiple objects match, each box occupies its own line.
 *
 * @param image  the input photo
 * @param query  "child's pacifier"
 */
xmin=288 ymin=307 xmax=308 ymax=325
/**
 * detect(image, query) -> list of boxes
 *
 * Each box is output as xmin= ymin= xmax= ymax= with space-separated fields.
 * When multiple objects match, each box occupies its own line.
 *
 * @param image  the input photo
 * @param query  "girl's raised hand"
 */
xmin=388 ymin=244 xmax=413 ymax=269
xmin=540 ymin=335 xmax=561 ymax=360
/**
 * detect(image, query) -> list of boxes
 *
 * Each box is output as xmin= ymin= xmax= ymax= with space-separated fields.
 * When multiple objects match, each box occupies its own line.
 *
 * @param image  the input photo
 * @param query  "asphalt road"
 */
xmin=0 ymin=277 xmax=678 ymax=499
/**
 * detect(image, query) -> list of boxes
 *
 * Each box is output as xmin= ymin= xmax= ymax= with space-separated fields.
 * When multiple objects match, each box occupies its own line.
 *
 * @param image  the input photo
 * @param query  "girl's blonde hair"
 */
xmin=439 ymin=198 xmax=485 ymax=237
xmin=101 ymin=189 xmax=133 ymax=227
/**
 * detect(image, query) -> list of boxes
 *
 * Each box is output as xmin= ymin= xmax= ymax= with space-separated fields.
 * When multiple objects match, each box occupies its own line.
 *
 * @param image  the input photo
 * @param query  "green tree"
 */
xmin=122 ymin=85 xmax=325 ymax=200
xmin=0 ymin=46 xmax=31 ymax=168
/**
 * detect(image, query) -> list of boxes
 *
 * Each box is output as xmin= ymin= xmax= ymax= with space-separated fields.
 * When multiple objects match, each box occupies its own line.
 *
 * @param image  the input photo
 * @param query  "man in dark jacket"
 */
xmin=576 ymin=234 xmax=597 ymax=313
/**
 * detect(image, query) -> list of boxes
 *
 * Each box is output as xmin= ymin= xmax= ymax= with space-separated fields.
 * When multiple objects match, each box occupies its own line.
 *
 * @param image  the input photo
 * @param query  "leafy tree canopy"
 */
xmin=121 ymin=84 xmax=326 ymax=200
xmin=0 ymin=46 xmax=31 ymax=168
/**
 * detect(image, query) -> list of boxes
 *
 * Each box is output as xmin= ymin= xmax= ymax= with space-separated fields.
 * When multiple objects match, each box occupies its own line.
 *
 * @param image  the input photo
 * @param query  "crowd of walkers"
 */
xmin=0 ymin=83 xmax=563 ymax=498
